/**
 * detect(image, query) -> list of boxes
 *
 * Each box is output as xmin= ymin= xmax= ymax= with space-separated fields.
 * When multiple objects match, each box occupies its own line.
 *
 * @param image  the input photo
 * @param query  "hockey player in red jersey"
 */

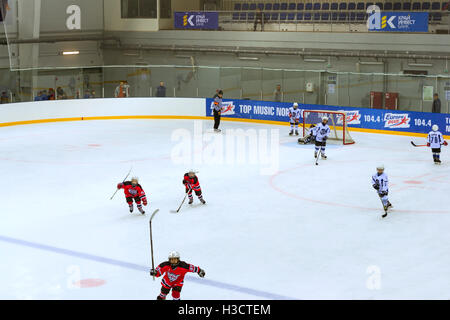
xmin=117 ymin=177 xmax=147 ymax=214
xmin=150 ymin=251 xmax=205 ymax=300
xmin=183 ymin=170 xmax=206 ymax=205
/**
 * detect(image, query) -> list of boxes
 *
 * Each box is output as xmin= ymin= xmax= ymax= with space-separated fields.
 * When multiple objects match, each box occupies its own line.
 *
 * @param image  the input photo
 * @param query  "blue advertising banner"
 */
xmin=174 ymin=12 xmax=219 ymax=30
xmin=205 ymin=98 xmax=450 ymax=137
xmin=367 ymin=11 xmax=429 ymax=32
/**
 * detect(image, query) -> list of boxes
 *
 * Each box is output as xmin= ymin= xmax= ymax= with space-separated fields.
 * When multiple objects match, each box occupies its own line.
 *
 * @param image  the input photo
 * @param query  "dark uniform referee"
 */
xmin=212 ymin=90 xmax=223 ymax=132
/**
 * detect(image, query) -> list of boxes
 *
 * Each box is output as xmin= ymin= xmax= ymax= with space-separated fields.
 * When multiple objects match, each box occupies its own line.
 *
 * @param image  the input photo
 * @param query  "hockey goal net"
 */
xmin=302 ymin=110 xmax=355 ymax=145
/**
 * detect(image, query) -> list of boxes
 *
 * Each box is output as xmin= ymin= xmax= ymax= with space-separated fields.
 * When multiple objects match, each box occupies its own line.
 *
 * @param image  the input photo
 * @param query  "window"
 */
xmin=160 ymin=0 xmax=172 ymax=19
xmin=121 ymin=0 xmax=157 ymax=18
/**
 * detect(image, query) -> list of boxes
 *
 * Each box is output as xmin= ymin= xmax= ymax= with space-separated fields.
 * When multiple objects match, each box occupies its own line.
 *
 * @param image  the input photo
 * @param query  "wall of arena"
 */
xmin=0 ymin=98 xmax=448 ymax=139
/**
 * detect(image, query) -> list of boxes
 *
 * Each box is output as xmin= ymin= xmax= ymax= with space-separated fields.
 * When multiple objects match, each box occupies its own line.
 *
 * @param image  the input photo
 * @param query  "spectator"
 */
xmin=115 ymin=81 xmax=130 ymax=98
xmin=254 ymin=7 xmax=264 ymax=31
xmin=83 ymin=89 xmax=91 ymax=99
xmin=40 ymin=90 xmax=49 ymax=101
xmin=1 ymin=91 xmax=9 ymax=104
xmin=432 ymin=93 xmax=441 ymax=113
xmin=91 ymin=90 xmax=96 ymax=98
xmin=34 ymin=91 xmax=42 ymax=101
xmin=48 ymin=88 xmax=55 ymax=100
xmin=56 ymin=87 xmax=67 ymax=99
xmin=273 ymin=84 xmax=282 ymax=102
xmin=156 ymin=81 xmax=166 ymax=97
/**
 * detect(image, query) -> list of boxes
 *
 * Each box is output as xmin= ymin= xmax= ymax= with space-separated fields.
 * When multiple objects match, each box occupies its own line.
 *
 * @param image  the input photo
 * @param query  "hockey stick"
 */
xmin=170 ymin=189 xmax=190 ymax=214
xmin=149 ymin=209 xmax=159 ymax=281
xmin=315 ymin=148 xmax=321 ymax=166
xmin=410 ymin=141 xmax=427 ymax=147
xmin=110 ymin=167 xmax=133 ymax=200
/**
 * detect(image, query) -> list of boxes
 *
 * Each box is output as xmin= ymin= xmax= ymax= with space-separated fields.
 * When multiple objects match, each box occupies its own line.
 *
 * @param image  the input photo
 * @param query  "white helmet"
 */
xmin=376 ymin=165 xmax=385 ymax=171
xmin=322 ymin=116 xmax=329 ymax=122
xmin=432 ymin=124 xmax=439 ymax=132
xmin=168 ymin=251 xmax=180 ymax=260
xmin=131 ymin=176 xmax=139 ymax=184
xmin=293 ymin=102 xmax=299 ymax=108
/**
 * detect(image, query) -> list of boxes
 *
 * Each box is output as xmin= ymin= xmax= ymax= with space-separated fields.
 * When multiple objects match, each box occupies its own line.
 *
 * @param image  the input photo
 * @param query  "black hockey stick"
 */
xmin=149 ymin=209 xmax=159 ymax=281
xmin=110 ymin=167 xmax=133 ymax=200
xmin=410 ymin=141 xmax=427 ymax=147
xmin=170 ymin=189 xmax=190 ymax=213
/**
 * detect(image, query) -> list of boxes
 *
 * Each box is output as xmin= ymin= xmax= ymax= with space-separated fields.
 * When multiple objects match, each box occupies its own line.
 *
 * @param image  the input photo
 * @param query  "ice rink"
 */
xmin=1 ymin=118 xmax=450 ymax=300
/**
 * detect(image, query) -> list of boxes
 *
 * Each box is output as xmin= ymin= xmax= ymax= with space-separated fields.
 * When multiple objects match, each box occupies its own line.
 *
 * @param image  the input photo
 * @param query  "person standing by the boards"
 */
xmin=212 ymin=90 xmax=223 ymax=132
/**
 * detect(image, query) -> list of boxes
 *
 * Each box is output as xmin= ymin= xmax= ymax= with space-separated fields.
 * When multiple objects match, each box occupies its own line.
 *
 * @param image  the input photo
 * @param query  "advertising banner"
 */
xmin=367 ymin=10 xmax=429 ymax=32
xmin=174 ymin=12 xmax=219 ymax=30
xmin=205 ymin=98 xmax=450 ymax=136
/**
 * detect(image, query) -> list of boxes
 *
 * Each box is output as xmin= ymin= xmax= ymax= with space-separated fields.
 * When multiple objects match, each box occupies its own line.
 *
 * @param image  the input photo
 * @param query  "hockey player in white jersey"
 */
xmin=288 ymin=102 xmax=301 ymax=136
xmin=372 ymin=165 xmax=392 ymax=218
xmin=314 ymin=116 xmax=331 ymax=159
xmin=427 ymin=124 xmax=448 ymax=164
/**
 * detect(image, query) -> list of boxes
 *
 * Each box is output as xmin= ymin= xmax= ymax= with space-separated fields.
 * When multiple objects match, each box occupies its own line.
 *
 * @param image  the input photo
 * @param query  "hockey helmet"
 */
xmin=322 ymin=116 xmax=329 ymax=122
xmin=432 ymin=124 xmax=439 ymax=132
xmin=293 ymin=102 xmax=299 ymax=108
xmin=188 ymin=169 xmax=198 ymax=177
xmin=131 ymin=176 xmax=139 ymax=185
xmin=168 ymin=251 xmax=180 ymax=266
xmin=376 ymin=165 xmax=385 ymax=171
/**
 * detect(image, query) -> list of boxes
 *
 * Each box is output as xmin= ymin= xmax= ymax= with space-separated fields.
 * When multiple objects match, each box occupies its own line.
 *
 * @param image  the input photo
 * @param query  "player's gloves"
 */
xmin=117 ymin=183 xmax=123 ymax=189
xmin=373 ymin=184 xmax=380 ymax=190
xmin=142 ymin=197 xmax=147 ymax=206
xmin=150 ymin=269 xmax=157 ymax=276
xmin=444 ymin=141 xmax=448 ymax=146
xmin=198 ymin=269 xmax=205 ymax=278
xmin=427 ymin=143 xmax=430 ymax=147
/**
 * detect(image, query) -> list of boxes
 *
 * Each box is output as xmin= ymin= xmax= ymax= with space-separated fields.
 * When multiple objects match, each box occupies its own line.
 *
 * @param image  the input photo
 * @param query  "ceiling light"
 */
xmin=62 ymin=51 xmax=79 ymax=55
xmin=359 ymin=61 xmax=384 ymax=65
xmin=238 ymin=56 xmax=260 ymax=61
xmin=408 ymin=63 xmax=433 ymax=67
xmin=123 ymin=51 xmax=140 ymax=56
xmin=304 ymin=58 xmax=326 ymax=62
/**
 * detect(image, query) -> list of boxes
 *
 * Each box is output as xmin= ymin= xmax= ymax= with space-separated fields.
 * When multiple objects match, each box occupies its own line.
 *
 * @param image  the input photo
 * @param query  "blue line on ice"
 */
xmin=0 ymin=235 xmax=295 ymax=300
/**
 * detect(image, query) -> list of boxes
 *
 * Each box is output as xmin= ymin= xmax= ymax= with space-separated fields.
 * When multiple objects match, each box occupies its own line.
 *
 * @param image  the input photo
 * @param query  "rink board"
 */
xmin=206 ymin=98 xmax=450 ymax=138
xmin=0 ymin=98 xmax=449 ymax=139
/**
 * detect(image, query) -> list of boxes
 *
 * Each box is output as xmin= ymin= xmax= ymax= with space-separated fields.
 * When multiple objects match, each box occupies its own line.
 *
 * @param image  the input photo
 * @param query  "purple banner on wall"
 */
xmin=174 ymin=12 xmax=219 ymax=30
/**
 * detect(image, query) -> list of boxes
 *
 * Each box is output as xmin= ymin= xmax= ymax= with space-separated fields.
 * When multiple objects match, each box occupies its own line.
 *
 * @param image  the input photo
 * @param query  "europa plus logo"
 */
xmin=384 ymin=113 xmax=411 ymax=128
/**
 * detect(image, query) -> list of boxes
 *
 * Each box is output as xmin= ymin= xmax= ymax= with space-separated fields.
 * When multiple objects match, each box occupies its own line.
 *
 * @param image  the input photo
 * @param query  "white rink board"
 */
xmin=0 ymin=98 xmax=206 ymax=124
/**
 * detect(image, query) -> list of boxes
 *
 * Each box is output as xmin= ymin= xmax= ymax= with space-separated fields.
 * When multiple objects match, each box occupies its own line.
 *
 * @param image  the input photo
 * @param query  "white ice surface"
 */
xmin=1 ymin=118 xmax=450 ymax=300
